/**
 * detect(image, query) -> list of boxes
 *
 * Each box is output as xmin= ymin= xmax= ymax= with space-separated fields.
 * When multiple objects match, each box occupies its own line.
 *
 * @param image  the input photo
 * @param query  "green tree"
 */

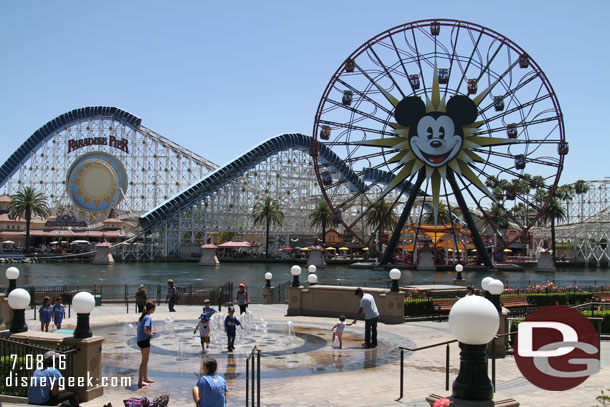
xmin=8 ymin=187 xmax=50 ymax=253
xmin=574 ymin=180 xmax=589 ymax=222
xmin=556 ymin=184 xmax=575 ymax=223
xmin=364 ymin=198 xmax=397 ymax=255
xmin=252 ymin=196 xmax=284 ymax=258
xmin=540 ymin=197 xmax=567 ymax=261
xmin=422 ymin=202 xmax=454 ymax=225
xmin=309 ymin=201 xmax=334 ymax=245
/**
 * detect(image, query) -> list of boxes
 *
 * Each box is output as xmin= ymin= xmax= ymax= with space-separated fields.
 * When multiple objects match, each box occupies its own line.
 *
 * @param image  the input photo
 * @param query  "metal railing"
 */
xmin=245 ymin=345 xmax=261 ymax=407
xmin=0 ymin=337 xmax=78 ymax=397
xmin=396 ymin=335 xmax=505 ymax=401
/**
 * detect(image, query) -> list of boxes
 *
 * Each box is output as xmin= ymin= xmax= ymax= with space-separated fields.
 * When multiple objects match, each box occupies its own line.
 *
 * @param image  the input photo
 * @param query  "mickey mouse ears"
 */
xmin=394 ymin=95 xmax=477 ymax=127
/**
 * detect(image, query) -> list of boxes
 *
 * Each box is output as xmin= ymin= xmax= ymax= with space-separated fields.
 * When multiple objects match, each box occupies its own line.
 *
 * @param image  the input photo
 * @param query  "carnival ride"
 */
xmin=311 ymin=19 xmax=566 ymax=266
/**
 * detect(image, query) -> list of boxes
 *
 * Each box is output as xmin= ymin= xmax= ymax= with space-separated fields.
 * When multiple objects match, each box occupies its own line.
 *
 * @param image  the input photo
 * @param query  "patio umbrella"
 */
xmin=299 ymin=247 xmax=311 ymax=251
xmin=2 ymin=240 xmax=15 ymax=244
xmin=71 ymin=240 xmax=90 ymax=244
xmin=362 ymin=247 xmax=369 ymax=251
xmin=49 ymin=241 xmax=59 ymax=245
xmin=503 ymin=248 xmax=512 ymax=253
xmin=325 ymin=247 xmax=336 ymax=251
xmin=338 ymin=247 xmax=350 ymax=251
xmin=281 ymin=247 xmax=294 ymax=251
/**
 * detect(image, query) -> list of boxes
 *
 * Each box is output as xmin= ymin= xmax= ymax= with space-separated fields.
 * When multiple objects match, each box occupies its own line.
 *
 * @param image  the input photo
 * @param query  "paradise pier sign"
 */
xmin=68 ymin=136 xmax=129 ymax=154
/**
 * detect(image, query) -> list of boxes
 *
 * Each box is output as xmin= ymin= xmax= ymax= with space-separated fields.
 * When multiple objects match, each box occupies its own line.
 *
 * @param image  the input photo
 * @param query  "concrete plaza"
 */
xmin=2 ymin=303 xmax=609 ymax=406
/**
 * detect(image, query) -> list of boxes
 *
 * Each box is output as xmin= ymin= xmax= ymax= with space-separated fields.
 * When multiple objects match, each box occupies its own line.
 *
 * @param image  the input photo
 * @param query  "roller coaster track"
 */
xmin=139 ymin=133 xmax=424 ymax=233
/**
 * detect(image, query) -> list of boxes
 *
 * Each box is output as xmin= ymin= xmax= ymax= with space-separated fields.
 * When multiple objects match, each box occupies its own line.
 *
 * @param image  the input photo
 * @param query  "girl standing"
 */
xmin=39 ymin=297 xmax=52 ymax=332
xmin=137 ymin=301 xmax=156 ymax=387
xmin=235 ymin=283 xmax=249 ymax=315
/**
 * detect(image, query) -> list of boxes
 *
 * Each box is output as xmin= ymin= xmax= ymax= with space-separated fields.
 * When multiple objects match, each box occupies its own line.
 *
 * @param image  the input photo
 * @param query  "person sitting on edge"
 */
xmin=192 ymin=358 xmax=227 ymax=407
xmin=202 ymin=299 xmax=216 ymax=320
xmin=466 ymin=285 xmax=475 ymax=296
xmin=352 ymin=287 xmax=379 ymax=349
xmin=27 ymin=351 xmax=80 ymax=407
xmin=52 ymin=296 xmax=66 ymax=330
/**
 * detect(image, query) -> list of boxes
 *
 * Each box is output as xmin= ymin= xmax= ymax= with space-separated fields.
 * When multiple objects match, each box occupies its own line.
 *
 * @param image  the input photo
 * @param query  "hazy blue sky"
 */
xmin=0 ymin=1 xmax=608 ymax=184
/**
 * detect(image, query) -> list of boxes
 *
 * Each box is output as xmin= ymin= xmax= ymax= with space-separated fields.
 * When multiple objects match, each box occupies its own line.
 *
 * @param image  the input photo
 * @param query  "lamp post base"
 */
xmin=452 ymin=343 xmax=494 ymax=401
xmin=10 ymin=309 xmax=28 ymax=333
xmin=73 ymin=313 xmax=92 ymax=338
xmin=7 ymin=280 xmax=16 ymax=295
xmin=426 ymin=394 xmax=519 ymax=406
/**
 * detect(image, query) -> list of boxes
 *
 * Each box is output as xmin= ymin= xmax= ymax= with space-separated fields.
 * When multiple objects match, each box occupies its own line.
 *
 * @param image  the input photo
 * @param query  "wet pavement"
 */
xmin=3 ymin=303 xmax=610 ymax=406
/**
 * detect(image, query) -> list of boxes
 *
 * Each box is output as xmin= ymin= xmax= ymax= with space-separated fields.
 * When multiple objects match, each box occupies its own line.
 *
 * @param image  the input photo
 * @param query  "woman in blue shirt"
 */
xmin=192 ymin=358 xmax=227 ymax=407
xmin=137 ymin=301 xmax=156 ymax=387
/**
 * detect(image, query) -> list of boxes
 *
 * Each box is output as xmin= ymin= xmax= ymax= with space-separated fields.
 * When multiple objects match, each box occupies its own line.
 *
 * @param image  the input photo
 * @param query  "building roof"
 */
xmin=0 ymin=195 xmax=11 ymax=203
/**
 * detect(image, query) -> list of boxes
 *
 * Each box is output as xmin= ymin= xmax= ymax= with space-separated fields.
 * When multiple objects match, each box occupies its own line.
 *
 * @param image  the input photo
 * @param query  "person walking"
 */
xmin=192 ymin=358 xmax=227 ymax=407
xmin=351 ymin=288 xmax=379 ymax=349
xmin=235 ymin=283 xmax=249 ymax=315
xmin=135 ymin=284 xmax=148 ymax=313
xmin=52 ymin=296 xmax=66 ymax=330
xmin=27 ymin=351 xmax=80 ymax=406
xmin=224 ymin=306 xmax=243 ymax=352
xmin=166 ymin=280 xmax=177 ymax=312
xmin=137 ymin=301 xmax=156 ymax=387
xmin=39 ymin=296 xmax=52 ymax=332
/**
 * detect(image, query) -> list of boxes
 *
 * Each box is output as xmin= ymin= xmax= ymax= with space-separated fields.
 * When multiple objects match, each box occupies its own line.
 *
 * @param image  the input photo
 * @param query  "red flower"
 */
xmin=433 ymin=398 xmax=453 ymax=407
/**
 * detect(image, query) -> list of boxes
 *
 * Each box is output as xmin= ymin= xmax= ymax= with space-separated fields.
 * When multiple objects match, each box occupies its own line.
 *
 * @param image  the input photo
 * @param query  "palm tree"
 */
xmin=252 ymin=196 xmax=284 ymax=258
xmin=556 ymin=184 xmax=574 ymax=223
xmin=364 ymin=199 xmax=397 ymax=255
xmin=8 ymin=186 xmax=50 ymax=253
xmin=574 ymin=180 xmax=589 ymax=222
xmin=540 ymin=197 xmax=567 ymax=261
xmin=309 ymin=201 xmax=334 ymax=245
xmin=422 ymin=202 xmax=453 ymax=225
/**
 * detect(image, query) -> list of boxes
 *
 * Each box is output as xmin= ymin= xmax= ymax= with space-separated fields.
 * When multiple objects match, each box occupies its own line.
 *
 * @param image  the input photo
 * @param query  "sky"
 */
xmin=0 ymin=1 xmax=608 ymax=185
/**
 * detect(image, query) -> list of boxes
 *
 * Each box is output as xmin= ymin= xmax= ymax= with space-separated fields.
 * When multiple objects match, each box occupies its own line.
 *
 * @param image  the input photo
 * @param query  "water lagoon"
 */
xmin=3 ymin=262 xmax=610 ymax=288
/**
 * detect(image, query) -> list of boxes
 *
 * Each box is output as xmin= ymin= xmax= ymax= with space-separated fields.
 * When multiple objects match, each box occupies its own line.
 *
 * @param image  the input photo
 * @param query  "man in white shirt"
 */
xmin=352 ymin=287 xmax=379 ymax=348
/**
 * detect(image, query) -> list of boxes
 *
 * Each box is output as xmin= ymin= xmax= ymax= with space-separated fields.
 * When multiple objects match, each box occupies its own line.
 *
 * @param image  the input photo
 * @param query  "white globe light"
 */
xmin=265 ymin=272 xmax=272 ymax=280
xmin=481 ymin=276 xmax=494 ymax=291
xmin=5 ymin=267 xmax=19 ymax=280
xmin=488 ymin=279 xmax=505 ymax=295
xmin=308 ymin=265 xmax=317 ymax=274
xmin=308 ymin=274 xmax=318 ymax=284
xmin=389 ymin=268 xmax=401 ymax=280
xmin=455 ymin=264 xmax=463 ymax=272
xmin=449 ymin=296 xmax=499 ymax=344
xmin=8 ymin=288 xmax=30 ymax=309
xmin=290 ymin=265 xmax=302 ymax=276
xmin=72 ymin=292 xmax=96 ymax=314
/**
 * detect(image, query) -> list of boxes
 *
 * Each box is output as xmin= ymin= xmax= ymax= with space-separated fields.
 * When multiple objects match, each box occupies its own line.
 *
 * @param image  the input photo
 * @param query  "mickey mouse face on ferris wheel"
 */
xmin=394 ymin=95 xmax=478 ymax=168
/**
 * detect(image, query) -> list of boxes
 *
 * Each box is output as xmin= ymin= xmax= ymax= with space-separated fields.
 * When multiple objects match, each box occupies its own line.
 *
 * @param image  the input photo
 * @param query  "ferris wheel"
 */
xmin=311 ymin=19 xmax=566 ymax=266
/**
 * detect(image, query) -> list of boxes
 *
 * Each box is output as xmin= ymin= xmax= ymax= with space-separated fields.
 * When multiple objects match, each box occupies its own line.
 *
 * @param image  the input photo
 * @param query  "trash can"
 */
xmin=94 ymin=295 xmax=101 ymax=306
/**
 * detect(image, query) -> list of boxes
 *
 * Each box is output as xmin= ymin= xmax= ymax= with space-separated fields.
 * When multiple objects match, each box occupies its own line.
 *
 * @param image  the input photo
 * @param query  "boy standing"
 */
xmin=224 ymin=306 xmax=243 ymax=352
xmin=194 ymin=314 xmax=211 ymax=353
xmin=52 ymin=296 xmax=66 ymax=330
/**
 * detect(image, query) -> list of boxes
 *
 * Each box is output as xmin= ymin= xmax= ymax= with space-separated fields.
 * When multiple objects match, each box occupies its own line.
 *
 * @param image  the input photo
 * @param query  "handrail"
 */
xmin=397 ymin=334 xmax=506 ymax=401
xmin=245 ymin=345 xmax=261 ymax=407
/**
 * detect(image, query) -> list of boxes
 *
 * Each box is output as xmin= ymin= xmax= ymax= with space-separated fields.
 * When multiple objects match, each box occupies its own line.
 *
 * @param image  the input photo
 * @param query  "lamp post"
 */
xmin=6 ymin=266 xmax=19 ymax=294
xmin=488 ymin=279 xmax=505 ymax=312
xmin=449 ymin=295 xmax=499 ymax=400
xmin=308 ymin=264 xmax=317 ymax=274
xmin=72 ymin=292 xmax=95 ymax=338
xmin=265 ymin=272 xmax=272 ymax=288
xmin=8 ymin=288 xmax=30 ymax=333
xmin=290 ymin=265 xmax=302 ymax=288
xmin=454 ymin=264 xmax=463 ymax=281
xmin=389 ymin=268 xmax=401 ymax=292
xmin=307 ymin=273 xmax=318 ymax=286
xmin=481 ymin=276 xmax=494 ymax=301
